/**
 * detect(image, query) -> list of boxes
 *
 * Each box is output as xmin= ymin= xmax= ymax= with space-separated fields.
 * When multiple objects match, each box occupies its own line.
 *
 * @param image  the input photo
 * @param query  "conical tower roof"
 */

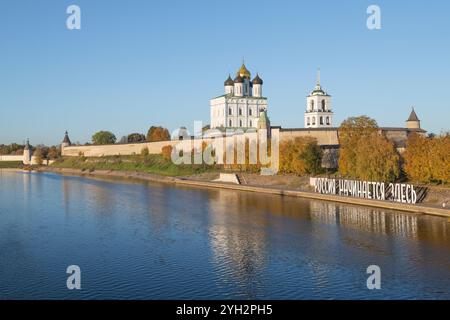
xmin=407 ymin=108 xmax=420 ymax=122
xmin=62 ymin=131 xmax=72 ymax=145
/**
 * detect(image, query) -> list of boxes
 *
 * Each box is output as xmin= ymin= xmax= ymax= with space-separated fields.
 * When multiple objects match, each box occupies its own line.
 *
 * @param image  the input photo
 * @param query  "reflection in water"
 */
xmin=201 ymin=187 xmax=450 ymax=299
xmin=208 ymin=190 xmax=267 ymax=298
xmin=0 ymin=171 xmax=449 ymax=299
xmin=310 ymin=201 xmax=450 ymax=246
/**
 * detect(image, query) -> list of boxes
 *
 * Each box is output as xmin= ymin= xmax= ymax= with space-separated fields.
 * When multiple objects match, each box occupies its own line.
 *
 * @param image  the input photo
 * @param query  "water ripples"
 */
xmin=0 ymin=171 xmax=449 ymax=300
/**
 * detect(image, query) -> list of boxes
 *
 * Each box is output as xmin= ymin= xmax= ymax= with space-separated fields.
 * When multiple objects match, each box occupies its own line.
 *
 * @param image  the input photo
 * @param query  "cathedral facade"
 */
xmin=210 ymin=63 xmax=268 ymax=129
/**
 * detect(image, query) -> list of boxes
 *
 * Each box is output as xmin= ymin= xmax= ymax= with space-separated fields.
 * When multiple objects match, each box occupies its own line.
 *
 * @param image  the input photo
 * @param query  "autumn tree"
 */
xmin=146 ymin=126 xmax=170 ymax=142
xmin=279 ymin=137 xmax=322 ymax=175
xmin=338 ymin=116 xmax=378 ymax=178
xmin=431 ymin=134 xmax=450 ymax=184
xmin=33 ymin=147 xmax=44 ymax=165
xmin=140 ymin=147 xmax=149 ymax=157
xmin=92 ymin=131 xmax=117 ymax=145
xmin=47 ymin=146 xmax=60 ymax=160
xmin=161 ymin=145 xmax=173 ymax=161
xmin=354 ymin=131 xmax=400 ymax=182
xmin=403 ymin=132 xmax=450 ymax=184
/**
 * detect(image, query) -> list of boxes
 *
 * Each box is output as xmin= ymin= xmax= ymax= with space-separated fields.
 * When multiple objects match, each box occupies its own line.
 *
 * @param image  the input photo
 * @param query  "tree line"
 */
xmin=337 ymin=116 xmax=449 ymax=185
xmin=91 ymin=126 xmax=171 ymax=145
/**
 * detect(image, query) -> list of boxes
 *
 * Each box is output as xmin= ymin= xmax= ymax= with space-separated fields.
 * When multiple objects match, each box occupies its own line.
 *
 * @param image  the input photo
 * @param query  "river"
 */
xmin=0 ymin=171 xmax=449 ymax=299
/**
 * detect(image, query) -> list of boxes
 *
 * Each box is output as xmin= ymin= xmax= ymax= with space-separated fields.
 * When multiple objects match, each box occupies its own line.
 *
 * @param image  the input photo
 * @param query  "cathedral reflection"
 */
xmin=207 ymin=190 xmax=268 ymax=297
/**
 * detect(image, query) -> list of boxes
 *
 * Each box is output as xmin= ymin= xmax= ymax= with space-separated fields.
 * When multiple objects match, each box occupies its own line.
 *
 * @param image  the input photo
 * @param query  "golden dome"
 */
xmin=237 ymin=63 xmax=251 ymax=79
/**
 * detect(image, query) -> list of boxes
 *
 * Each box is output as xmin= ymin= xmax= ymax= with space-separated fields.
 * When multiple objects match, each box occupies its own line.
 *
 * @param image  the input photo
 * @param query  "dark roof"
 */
xmin=224 ymin=75 xmax=234 ymax=86
xmin=63 ymin=131 xmax=72 ymax=144
xmin=252 ymin=74 xmax=263 ymax=85
xmin=234 ymin=74 xmax=244 ymax=83
xmin=407 ymin=108 xmax=420 ymax=122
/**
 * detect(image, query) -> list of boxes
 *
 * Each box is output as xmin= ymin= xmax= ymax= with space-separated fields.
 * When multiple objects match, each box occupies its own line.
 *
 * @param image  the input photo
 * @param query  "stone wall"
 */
xmin=62 ymin=140 xmax=180 ymax=157
xmin=0 ymin=155 xmax=23 ymax=162
xmin=61 ymin=132 xmax=271 ymax=157
xmin=279 ymin=128 xmax=340 ymax=146
xmin=60 ymin=126 xmax=414 ymax=171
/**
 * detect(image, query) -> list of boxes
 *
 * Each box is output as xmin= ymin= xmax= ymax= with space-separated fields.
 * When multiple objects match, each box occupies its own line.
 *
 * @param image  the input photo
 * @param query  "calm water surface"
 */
xmin=0 ymin=171 xmax=449 ymax=299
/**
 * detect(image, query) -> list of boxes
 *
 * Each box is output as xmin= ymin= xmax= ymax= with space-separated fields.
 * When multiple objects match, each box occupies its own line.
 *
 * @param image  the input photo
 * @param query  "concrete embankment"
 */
xmin=38 ymin=167 xmax=450 ymax=218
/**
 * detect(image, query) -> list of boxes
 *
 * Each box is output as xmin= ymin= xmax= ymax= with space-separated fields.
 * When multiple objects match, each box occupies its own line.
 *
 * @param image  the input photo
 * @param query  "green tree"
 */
xmin=92 ymin=131 xmax=116 ymax=145
xmin=146 ymin=126 xmax=170 ymax=142
xmin=300 ymin=141 xmax=323 ymax=175
xmin=127 ymin=133 xmax=146 ymax=143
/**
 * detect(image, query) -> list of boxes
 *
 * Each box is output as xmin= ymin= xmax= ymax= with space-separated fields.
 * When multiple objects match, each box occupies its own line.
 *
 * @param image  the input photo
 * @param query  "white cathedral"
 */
xmin=210 ymin=62 xmax=334 ymax=129
xmin=210 ymin=62 xmax=268 ymax=129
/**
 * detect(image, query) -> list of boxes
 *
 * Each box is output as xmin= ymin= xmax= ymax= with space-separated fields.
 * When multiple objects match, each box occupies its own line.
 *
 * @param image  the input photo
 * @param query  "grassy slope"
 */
xmin=0 ymin=161 xmax=22 ymax=168
xmin=51 ymin=155 xmax=220 ymax=177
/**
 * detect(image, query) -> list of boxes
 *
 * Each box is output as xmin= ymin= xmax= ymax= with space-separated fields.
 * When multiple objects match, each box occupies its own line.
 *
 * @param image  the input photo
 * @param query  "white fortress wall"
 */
xmin=0 ymin=155 xmax=24 ymax=161
xmin=61 ymin=131 xmax=270 ymax=158
xmin=62 ymin=140 xmax=180 ymax=157
xmin=61 ymin=128 xmax=340 ymax=159
xmin=279 ymin=128 xmax=340 ymax=146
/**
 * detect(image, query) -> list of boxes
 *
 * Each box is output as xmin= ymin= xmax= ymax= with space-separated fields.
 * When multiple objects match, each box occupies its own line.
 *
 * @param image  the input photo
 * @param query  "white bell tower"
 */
xmin=304 ymin=69 xmax=333 ymax=128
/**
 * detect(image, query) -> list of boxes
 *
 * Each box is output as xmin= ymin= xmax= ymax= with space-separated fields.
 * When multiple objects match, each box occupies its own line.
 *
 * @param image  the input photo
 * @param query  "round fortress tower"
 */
xmin=23 ymin=139 xmax=31 ymax=165
xmin=406 ymin=108 xmax=421 ymax=130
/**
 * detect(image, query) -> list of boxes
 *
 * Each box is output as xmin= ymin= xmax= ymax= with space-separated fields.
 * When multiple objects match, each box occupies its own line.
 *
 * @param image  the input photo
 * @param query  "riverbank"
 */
xmin=37 ymin=166 xmax=450 ymax=218
xmin=0 ymin=161 xmax=22 ymax=169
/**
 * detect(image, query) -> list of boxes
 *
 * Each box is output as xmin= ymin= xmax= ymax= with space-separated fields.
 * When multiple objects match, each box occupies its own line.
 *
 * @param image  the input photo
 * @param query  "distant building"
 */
xmin=61 ymin=131 xmax=72 ymax=148
xmin=23 ymin=139 xmax=31 ymax=165
xmin=304 ymin=70 xmax=334 ymax=128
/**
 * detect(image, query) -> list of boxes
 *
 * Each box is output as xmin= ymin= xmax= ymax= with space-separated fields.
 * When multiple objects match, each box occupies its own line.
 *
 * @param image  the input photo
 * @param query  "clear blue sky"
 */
xmin=1 ymin=0 xmax=449 ymax=145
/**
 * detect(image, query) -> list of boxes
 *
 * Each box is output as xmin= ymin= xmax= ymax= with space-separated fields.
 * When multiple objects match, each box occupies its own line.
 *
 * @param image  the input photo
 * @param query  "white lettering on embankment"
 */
xmin=314 ymin=178 xmax=417 ymax=204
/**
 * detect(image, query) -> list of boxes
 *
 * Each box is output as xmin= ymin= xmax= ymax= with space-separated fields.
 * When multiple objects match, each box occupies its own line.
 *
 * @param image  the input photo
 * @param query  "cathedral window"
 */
xmin=249 ymin=120 xmax=252 ymax=127
xmin=239 ymin=108 xmax=242 ymax=116
xmin=229 ymin=119 xmax=232 ymax=127
xmin=322 ymin=100 xmax=326 ymax=111
xmin=320 ymin=117 xmax=323 ymax=125
xmin=229 ymin=108 xmax=232 ymax=116
xmin=249 ymin=108 xmax=252 ymax=116
xmin=311 ymin=100 xmax=314 ymax=110
xmin=239 ymin=120 xmax=243 ymax=127
xmin=307 ymin=117 xmax=310 ymax=125
xmin=312 ymin=117 xmax=316 ymax=125
xmin=326 ymin=117 xmax=330 ymax=125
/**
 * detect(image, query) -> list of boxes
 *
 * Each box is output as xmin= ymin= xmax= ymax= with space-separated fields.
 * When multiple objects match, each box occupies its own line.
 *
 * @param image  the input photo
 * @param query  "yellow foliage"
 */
xmin=279 ymin=137 xmax=320 ymax=175
xmin=161 ymin=145 xmax=173 ymax=161
xmin=354 ymin=132 xmax=400 ymax=182
xmin=404 ymin=133 xmax=450 ymax=184
xmin=338 ymin=116 xmax=400 ymax=182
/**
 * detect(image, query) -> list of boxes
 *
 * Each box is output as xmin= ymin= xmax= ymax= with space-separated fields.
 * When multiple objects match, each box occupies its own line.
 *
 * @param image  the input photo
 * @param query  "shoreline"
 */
xmin=34 ymin=167 xmax=450 ymax=218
